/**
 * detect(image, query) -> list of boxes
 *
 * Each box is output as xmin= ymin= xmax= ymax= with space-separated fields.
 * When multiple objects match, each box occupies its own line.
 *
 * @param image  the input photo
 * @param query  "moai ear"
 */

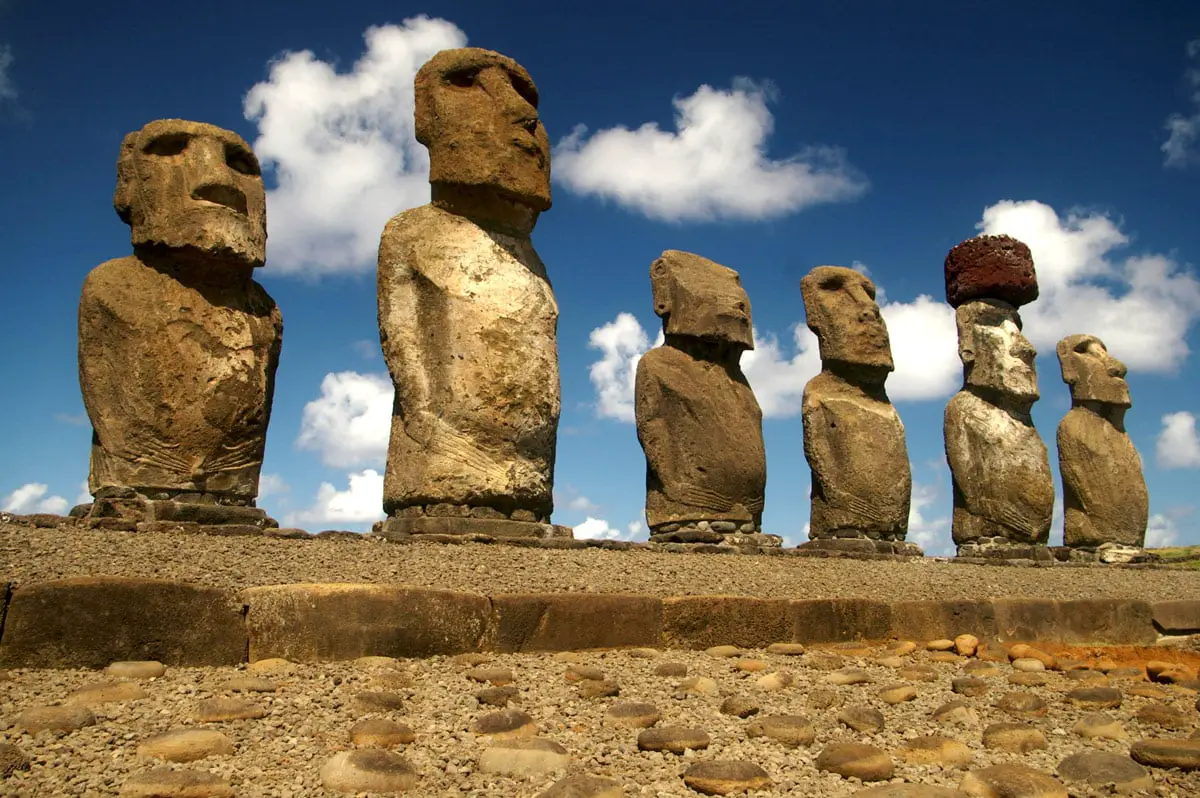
xmin=650 ymin=256 xmax=673 ymax=319
xmin=113 ymin=131 xmax=140 ymax=225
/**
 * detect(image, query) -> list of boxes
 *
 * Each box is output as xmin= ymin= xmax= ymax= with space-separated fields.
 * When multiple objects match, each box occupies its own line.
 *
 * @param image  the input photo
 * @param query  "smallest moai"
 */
xmin=944 ymin=235 xmax=1055 ymax=560
xmin=635 ymin=250 xmax=775 ymax=547
xmin=798 ymin=266 xmax=918 ymax=556
xmin=1056 ymin=334 xmax=1149 ymax=559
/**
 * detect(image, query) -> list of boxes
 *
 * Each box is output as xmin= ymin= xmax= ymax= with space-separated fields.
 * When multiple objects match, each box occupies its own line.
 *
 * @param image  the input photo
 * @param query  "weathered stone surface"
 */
xmin=801 ymin=266 xmax=910 ymax=542
xmin=1056 ymin=334 xmax=1147 ymax=548
xmin=379 ymin=48 xmax=558 ymax=529
xmin=663 ymin=596 xmax=790 ymax=650
xmin=0 ymin=577 xmax=245 ymax=668
xmin=492 ymin=593 xmax=661 ymax=652
xmin=982 ymin=723 xmax=1047 ymax=752
xmin=243 ymin=583 xmax=490 ymax=661
xmin=195 ymin=697 xmax=266 ymax=722
xmin=637 ymin=726 xmax=710 ymax=753
xmin=838 ymin=705 xmax=886 ymax=733
xmin=720 ymin=695 xmax=761 ymax=718
xmin=478 ymin=738 xmax=569 ymax=777
xmin=472 ymin=709 xmax=537 ymax=739
xmin=637 ymin=251 xmax=764 ymax=533
xmin=944 ymin=234 xmax=1038 ymax=309
xmin=889 ymin=601 xmax=997 ymax=643
xmin=815 ymin=742 xmax=893 ymax=781
xmin=1064 ymin=686 xmax=1122 ymax=709
xmin=1135 ymin=702 xmax=1192 ymax=729
xmin=537 ymin=774 xmax=625 ymax=798
xmin=959 ymin=764 xmax=1066 ymax=798
xmin=353 ymin=691 xmax=406 ymax=712
xmin=350 ymin=718 xmax=415 ymax=747
xmin=849 ymin=787 xmax=969 ymax=798
xmin=137 ymin=729 xmax=235 ymax=762
xmin=945 ymin=298 xmax=1053 ymax=550
xmin=952 ymin=677 xmax=989 ymax=697
xmin=0 ymin=742 xmax=30 ymax=776
xmin=15 ymin=704 xmax=97 ymax=733
xmin=108 ymin=660 xmax=167 ymax=679
xmin=745 ymin=714 xmax=816 ymax=747
xmin=81 ymin=119 xmax=280 ymax=508
xmin=1056 ymin=750 xmax=1151 ymax=792
xmin=791 ymin=598 xmax=892 ymax=644
xmin=992 ymin=598 xmax=1156 ymax=645
xmin=67 ymin=680 xmax=149 ymax=705
xmin=467 ymin=667 xmax=514 ymax=686
xmin=899 ymin=736 xmax=973 ymax=768
xmin=995 ymin=691 xmax=1048 ymax=718
xmin=476 ymin=686 xmax=519 ymax=707
xmin=320 ymin=749 xmax=418 ymax=793
xmin=681 ymin=760 xmax=772 ymax=795
xmin=606 ymin=702 xmax=660 ymax=729
xmin=120 ymin=766 xmax=234 ymax=797
xmin=1129 ymin=738 xmax=1200 ymax=770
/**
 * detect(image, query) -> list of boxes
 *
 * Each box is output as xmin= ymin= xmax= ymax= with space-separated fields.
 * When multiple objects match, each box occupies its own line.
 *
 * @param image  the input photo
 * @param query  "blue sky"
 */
xmin=3 ymin=1 xmax=1200 ymax=553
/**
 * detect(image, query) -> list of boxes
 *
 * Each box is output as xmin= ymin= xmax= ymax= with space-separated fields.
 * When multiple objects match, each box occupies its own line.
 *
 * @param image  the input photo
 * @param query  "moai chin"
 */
xmin=376 ymin=48 xmax=568 ymax=540
xmin=943 ymin=235 xmax=1054 ymax=559
xmin=798 ymin=266 xmax=917 ymax=556
xmin=77 ymin=119 xmax=283 ymax=528
xmin=635 ymin=250 xmax=772 ymax=546
xmin=1056 ymin=334 xmax=1149 ymax=554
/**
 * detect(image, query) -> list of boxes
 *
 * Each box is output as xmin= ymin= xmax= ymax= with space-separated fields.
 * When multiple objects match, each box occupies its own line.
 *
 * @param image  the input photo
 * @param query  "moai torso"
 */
xmin=377 ymin=204 xmax=560 ymax=518
xmin=803 ymin=373 xmax=910 ymax=538
xmin=79 ymin=119 xmax=281 ymax=506
xmin=80 ymin=256 xmax=281 ymax=499
xmin=636 ymin=345 xmax=765 ymax=527
xmin=945 ymin=389 xmax=1054 ymax=544
xmin=1055 ymin=333 xmax=1148 ymax=549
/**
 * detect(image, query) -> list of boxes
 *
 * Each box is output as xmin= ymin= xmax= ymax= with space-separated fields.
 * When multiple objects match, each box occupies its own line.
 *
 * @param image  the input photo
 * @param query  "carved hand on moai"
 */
xmin=115 ymin=119 xmax=266 ymax=266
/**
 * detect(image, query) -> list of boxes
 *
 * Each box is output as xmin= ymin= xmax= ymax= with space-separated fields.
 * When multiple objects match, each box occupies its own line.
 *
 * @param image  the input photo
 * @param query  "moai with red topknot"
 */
xmin=943 ymin=235 xmax=1055 ymax=560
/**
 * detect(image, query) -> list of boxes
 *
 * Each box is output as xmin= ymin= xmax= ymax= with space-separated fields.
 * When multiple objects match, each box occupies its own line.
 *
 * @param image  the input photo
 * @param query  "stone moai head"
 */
xmin=1057 ymin=334 xmax=1131 ymax=408
xmin=800 ymin=266 xmax=893 ymax=374
xmin=956 ymin=300 xmax=1039 ymax=400
xmin=114 ymin=119 xmax=266 ymax=267
xmin=415 ymin=47 xmax=551 ymax=212
xmin=651 ymin=250 xmax=754 ymax=350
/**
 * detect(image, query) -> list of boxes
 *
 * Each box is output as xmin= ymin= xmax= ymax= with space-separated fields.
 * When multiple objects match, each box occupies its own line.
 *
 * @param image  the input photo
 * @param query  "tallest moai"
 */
xmin=943 ymin=235 xmax=1055 ymax=560
xmin=376 ymin=48 xmax=567 ymax=540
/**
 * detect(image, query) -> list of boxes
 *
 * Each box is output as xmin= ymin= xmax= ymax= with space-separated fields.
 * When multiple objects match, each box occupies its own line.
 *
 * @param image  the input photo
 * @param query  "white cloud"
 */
xmin=2 ymin=483 xmax=68 ymax=515
xmin=573 ymin=516 xmax=642 ymax=541
xmin=1146 ymin=512 xmax=1180 ymax=548
xmin=243 ymin=17 xmax=467 ymax=276
xmin=284 ymin=469 xmax=384 ymax=530
xmin=74 ymin=481 xmax=90 ymax=506
xmin=880 ymin=296 xmax=960 ymax=400
xmin=740 ymin=325 xmax=820 ymax=418
xmin=979 ymin=200 xmax=1200 ymax=372
xmin=588 ymin=313 xmax=655 ymax=422
xmin=906 ymin=481 xmax=953 ymax=556
xmin=258 ymin=473 xmax=290 ymax=499
xmin=553 ymin=78 xmax=866 ymax=222
xmin=296 ymin=371 xmax=393 ymax=468
xmin=1162 ymin=38 xmax=1200 ymax=168
xmin=1157 ymin=411 xmax=1200 ymax=469
xmin=0 ymin=45 xmax=16 ymax=102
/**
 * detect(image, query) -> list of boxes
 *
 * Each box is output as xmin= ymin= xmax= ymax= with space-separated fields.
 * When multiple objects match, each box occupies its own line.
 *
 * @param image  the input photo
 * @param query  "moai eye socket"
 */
xmin=509 ymin=73 xmax=538 ymax=108
xmin=225 ymin=144 xmax=261 ymax=177
xmin=446 ymin=67 xmax=480 ymax=88
xmin=143 ymin=133 xmax=189 ymax=157
xmin=819 ymin=275 xmax=844 ymax=291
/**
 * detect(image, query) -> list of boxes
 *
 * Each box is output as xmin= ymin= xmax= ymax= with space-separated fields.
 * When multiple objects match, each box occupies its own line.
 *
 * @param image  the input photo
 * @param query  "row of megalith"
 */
xmin=73 ymin=47 xmax=1149 ymax=558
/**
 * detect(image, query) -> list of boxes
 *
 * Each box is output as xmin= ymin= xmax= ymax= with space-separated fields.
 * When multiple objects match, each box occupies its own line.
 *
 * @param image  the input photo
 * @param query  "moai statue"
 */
xmin=376 ymin=48 xmax=568 ymax=540
xmin=798 ymin=266 xmax=918 ymax=556
xmin=78 ymin=119 xmax=283 ymax=529
xmin=943 ymin=235 xmax=1054 ymax=559
xmin=635 ymin=250 xmax=773 ymax=547
xmin=1056 ymin=334 xmax=1149 ymax=557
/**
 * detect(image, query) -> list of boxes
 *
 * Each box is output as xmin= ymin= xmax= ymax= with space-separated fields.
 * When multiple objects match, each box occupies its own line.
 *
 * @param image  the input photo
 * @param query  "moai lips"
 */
xmin=1056 ymin=334 xmax=1148 ymax=549
xmin=78 ymin=119 xmax=282 ymax=517
xmin=799 ymin=266 xmax=913 ymax=552
xmin=944 ymin=235 xmax=1038 ymax=309
xmin=635 ymin=251 xmax=769 ymax=545
xmin=376 ymin=48 xmax=566 ymax=539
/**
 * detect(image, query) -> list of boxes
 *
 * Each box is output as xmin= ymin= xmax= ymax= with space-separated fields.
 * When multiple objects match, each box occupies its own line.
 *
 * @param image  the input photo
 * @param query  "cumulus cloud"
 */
xmin=243 ymin=17 xmax=467 ymax=276
xmin=979 ymin=200 xmax=1200 ymax=372
xmin=906 ymin=481 xmax=953 ymax=557
xmin=1146 ymin=512 xmax=1181 ymax=548
xmin=573 ymin=516 xmax=643 ymax=541
xmin=296 ymin=371 xmax=392 ymax=468
xmin=1157 ymin=411 xmax=1200 ymax=469
xmin=257 ymin=473 xmax=290 ymax=499
xmin=1163 ymin=38 xmax=1200 ymax=168
xmin=0 ymin=45 xmax=15 ymax=102
xmin=586 ymin=293 xmax=958 ymax=422
xmin=284 ymin=469 xmax=384 ymax=530
xmin=74 ymin=481 xmax=90 ymax=506
xmin=2 ymin=482 xmax=68 ymax=515
xmin=554 ymin=78 xmax=867 ymax=222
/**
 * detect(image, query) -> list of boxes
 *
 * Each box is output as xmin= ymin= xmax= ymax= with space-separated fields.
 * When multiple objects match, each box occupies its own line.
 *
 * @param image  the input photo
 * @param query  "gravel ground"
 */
xmin=3 ymin=523 xmax=1200 ymax=601
xmin=3 ymin=642 xmax=1200 ymax=796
